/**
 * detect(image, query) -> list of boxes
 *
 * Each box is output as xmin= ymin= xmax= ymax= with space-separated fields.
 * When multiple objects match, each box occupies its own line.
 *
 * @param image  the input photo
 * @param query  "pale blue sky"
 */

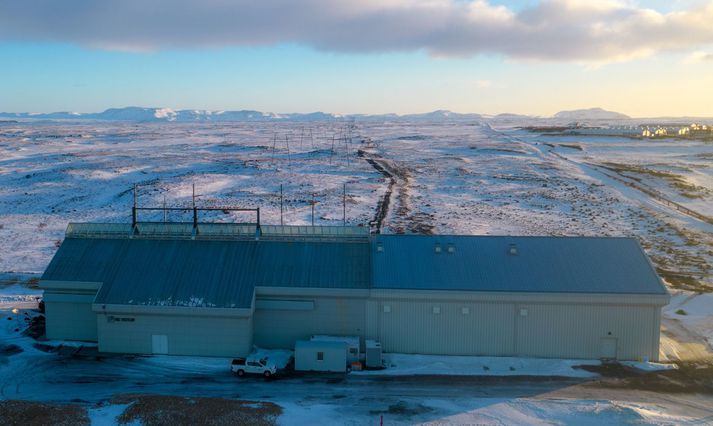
xmin=1 ymin=1 xmax=712 ymax=116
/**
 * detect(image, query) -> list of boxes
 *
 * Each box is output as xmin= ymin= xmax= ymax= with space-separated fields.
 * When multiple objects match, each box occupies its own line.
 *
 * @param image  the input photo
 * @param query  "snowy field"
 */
xmin=1 ymin=119 xmax=711 ymax=289
xmin=1 ymin=119 xmax=713 ymax=424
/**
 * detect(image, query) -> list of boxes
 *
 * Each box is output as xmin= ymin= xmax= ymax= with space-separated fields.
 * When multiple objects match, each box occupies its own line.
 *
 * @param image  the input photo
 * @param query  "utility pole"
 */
xmin=192 ymin=183 xmax=197 ymax=229
xmin=280 ymin=184 xmax=284 ymax=226
xmin=132 ymin=184 xmax=138 ymax=229
xmin=285 ymin=134 xmax=291 ymax=167
xmin=311 ymin=193 xmax=315 ymax=226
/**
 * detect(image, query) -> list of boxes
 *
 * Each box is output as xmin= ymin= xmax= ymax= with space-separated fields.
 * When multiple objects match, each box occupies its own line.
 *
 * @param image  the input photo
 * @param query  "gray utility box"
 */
xmin=295 ymin=340 xmax=348 ymax=372
xmin=365 ymin=340 xmax=382 ymax=368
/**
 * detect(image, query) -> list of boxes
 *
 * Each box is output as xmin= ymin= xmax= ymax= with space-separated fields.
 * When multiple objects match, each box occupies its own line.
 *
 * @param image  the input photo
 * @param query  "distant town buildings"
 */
xmin=642 ymin=123 xmax=712 ymax=139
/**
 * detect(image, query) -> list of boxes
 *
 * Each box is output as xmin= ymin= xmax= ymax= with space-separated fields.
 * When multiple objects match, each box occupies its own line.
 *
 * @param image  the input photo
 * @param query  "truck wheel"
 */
xmin=263 ymin=371 xmax=272 ymax=378
xmin=237 ymin=370 xmax=245 ymax=377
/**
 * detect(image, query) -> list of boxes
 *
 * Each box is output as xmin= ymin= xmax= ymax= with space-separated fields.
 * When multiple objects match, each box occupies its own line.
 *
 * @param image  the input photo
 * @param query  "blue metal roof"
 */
xmin=371 ymin=235 xmax=667 ymax=295
xmin=43 ymin=237 xmax=371 ymax=308
xmin=41 ymin=224 xmax=667 ymax=310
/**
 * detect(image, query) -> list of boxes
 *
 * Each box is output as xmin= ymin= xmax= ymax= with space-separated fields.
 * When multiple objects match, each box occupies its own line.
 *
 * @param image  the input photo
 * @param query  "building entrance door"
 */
xmin=152 ymin=334 xmax=169 ymax=354
xmin=600 ymin=337 xmax=617 ymax=359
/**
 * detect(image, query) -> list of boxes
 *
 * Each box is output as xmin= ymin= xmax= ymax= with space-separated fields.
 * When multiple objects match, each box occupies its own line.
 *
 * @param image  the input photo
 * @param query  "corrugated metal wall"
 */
xmin=45 ymin=299 xmax=97 ymax=341
xmin=514 ymin=303 xmax=659 ymax=360
xmin=97 ymin=313 xmax=253 ymax=357
xmin=252 ymin=292 xmax=662 ymax=360
xmin=364 ymin=297 xmax=661 ymax=360
xmin=42 ymin=288 xmax=663 ymax=360
xmin=376 ymin=300 xmax=515 ymax=356
xmin=253 ymin=296 xmax=367 ymax=349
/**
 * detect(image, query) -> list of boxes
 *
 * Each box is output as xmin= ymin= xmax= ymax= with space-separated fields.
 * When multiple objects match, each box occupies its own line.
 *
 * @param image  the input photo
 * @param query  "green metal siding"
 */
xmin=253 ymin=296 xmax=367 ymax=349
xmin=513 ymin=303 xmax=660 ymax=360
xmin=367 ymin=291 xmax=663 ymax=360
xmin=96 ymin=313 xmax=253 ymax=357
xmin=45 ymin=301 xmax=97 ymax=342
xmin=376 ymin=300 xmax=515 ymax=356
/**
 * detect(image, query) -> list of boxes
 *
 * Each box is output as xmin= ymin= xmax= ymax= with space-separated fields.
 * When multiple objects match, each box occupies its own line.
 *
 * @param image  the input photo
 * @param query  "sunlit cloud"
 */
xmin=1 ymin=0 xmax=713 ymax=62
xmin=685 ymin=50 xmax=713 ymax=63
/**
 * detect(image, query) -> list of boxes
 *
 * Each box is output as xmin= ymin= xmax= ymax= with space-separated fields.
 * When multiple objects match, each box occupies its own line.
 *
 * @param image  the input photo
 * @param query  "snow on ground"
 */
xmin=355 ymin=353 xmax=599 ymax=378
xmin=1 ymin=120 xmax=711 ymax=290
xmin=0 ymin=284 xmax=42 ymax=309
xmin=250 ymin=347 xmax=294 ymax=370
xmin=87 ymin=403 xmax=136 ymax=426
xmin=665 ymin=291 xmax=713 ymax=350
xmin=620 ymin=361 xmax=678 ymax=372
xmin=279 ymin=395 xmax=710 ymax=426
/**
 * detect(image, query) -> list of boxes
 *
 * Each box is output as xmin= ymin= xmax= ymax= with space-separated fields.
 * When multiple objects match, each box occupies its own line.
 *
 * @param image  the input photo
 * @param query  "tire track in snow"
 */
xmin=358 ymin=148 xmax=434 ymax=235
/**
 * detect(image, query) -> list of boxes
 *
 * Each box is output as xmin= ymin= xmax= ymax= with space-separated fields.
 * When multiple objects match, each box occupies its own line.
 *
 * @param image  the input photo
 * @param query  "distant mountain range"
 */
xmin=553 ymin=107 xmax=630 ymax=120
xmin=0 ymin=106 xmax=634 ymax=122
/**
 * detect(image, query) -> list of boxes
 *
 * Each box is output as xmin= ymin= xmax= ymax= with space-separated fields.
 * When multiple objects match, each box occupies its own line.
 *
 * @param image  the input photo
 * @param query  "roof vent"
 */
xmin=508 ymin=244 xmax=518 ymax=256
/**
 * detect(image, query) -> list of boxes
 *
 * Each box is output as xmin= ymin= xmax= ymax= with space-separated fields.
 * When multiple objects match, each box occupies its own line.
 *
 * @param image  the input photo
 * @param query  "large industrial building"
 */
xmin=41 ymin=222 xmax=669 ymax=361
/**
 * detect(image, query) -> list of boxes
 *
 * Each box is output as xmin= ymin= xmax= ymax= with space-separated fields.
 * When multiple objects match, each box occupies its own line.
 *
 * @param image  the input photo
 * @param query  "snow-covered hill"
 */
xmin=554 ymin=107 xmax=630 ymax=120
xmin=0 ymin=107 xmax=485 ymax=123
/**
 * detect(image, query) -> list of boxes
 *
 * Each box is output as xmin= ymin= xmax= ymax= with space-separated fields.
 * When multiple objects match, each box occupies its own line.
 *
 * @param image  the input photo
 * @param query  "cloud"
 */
xmin=2 ymin=0 xmax=713 ymax=62
xmin=685 ymin=51 xmax=713 ymax=63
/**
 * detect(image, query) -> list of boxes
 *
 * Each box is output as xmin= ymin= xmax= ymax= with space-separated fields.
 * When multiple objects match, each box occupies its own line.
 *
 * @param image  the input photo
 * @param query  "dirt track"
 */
xmin=358 ymin=148 xmax=434 ymax=234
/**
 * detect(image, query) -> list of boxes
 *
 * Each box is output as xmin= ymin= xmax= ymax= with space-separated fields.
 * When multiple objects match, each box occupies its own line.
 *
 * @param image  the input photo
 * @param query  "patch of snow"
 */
xmin=0 ymin=284 xmax=42 ymax=309
xmin=620 ymin=361 xmax=678 ymax=372
xmin=250 ymin=347 xmax=293 ymax=369
xmin=153 ymin=108 xmax=176 ymax=120
xmin=354 ymin=353 xmax=600 ymax=378
xmin=87 ymin=403 xmax=135 ymax=426
xmin=665 ymin=291 xmax=713 ymax=348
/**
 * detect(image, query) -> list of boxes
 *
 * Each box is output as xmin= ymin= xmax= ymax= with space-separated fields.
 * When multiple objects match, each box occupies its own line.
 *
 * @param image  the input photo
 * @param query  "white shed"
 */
xmin=295 ymin=340 xmax=348 ymax=372
xmin=311 ymin=335 xmax=360 ymax=363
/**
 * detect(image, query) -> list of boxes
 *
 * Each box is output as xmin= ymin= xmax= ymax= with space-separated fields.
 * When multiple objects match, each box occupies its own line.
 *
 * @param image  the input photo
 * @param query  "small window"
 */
xmin=432 ymin=306 xmax=441 ymax=314
xmin=461 ymin=307 xmax=470 ymax=315
xmin=434 ymin=244 xmax=442 ymax=253
xmin=447 ymin=244 xmax=455 ymax=254
xmin=317 ymin=351 xmax=324 ymax=361
xmin=520 ymin=308 xmax=528 ymax=317
xmin=383 ymin=305 xmax=391 ymax=313
xmin=376 ymin=243 xmax=384 ymax=252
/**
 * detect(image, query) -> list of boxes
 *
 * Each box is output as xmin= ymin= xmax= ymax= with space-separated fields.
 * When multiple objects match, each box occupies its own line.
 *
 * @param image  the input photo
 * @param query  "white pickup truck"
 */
xmin=231 ymin=357 xmax=278 ymax=378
